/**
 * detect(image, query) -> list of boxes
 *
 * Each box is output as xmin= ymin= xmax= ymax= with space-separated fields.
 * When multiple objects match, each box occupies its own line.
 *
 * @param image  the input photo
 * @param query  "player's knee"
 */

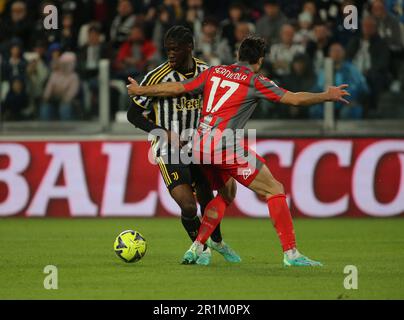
xmin=262 ymin=180 xmax=284 ymax=199
xmin=180 ymin=202 xmax=197 ymax=218
xmin=219 ymin=190 xmax=235 ymax=205
xmin=273 ymin=180 xmax=284 ymax=195
xmin=227 ymin=182 xmax=237 ymax=203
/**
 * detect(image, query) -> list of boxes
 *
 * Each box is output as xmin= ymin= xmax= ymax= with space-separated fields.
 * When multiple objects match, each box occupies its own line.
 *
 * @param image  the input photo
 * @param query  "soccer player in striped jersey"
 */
xmin=127 ymin=36 xmax=350 ymax=267
xmin=127 ymin=26 xmax=240 ymax=265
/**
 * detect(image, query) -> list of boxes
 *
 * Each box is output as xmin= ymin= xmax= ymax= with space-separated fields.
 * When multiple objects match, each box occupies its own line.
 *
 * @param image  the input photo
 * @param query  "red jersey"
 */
xmin=183 ymin=62 xmax=286 ymax=129
xmin=183 ymin=63 xmax=287 ymax=150
xmin=182 ymin=62 xmax=287 ymax=189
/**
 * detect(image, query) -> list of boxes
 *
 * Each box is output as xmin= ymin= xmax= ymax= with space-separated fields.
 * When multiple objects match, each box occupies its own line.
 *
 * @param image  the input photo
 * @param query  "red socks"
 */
xmin=196 ymin=195 xmax=228 ymax=244
xmin=267 ymin=194 xmax=296 ymax=252
xmin=195 ymin=193 xmax=296 ymax=252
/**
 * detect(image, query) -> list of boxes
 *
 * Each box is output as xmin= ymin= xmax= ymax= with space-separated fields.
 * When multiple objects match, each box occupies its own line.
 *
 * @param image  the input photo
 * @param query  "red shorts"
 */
xmin=197 ymin=147 xmax=265 ymax=190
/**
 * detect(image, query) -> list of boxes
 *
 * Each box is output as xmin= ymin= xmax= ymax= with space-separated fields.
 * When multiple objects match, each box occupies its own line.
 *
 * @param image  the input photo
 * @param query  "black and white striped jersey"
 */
xmin=132 ymin=57 xmax=209 ymax=139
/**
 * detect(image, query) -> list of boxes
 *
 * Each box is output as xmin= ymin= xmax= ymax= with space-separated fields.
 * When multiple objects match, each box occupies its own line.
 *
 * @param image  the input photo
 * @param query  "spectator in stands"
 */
xmin=115 ymin=25 xmax=157 ymax=79
xmin=269 ymin=24 xmax=305 ymax=78
xmin=371 ymin=0 xmax=404 ymax=52
xmin=384 ymin=0 xmax=404 ymax=49
xmin=78 ymin=25 xmax=108 ymax=118
xmin=310 ymin=43 xmax=369 ymax=120
xmin=282 ymin=53 xmax=316 ymax=119
xmin=110 ymin=0 xmax=138 ymax=49
xmin=1 ymin=40 xmax=27 ymax=83
xmin=46 ymin=42 xmax=62 ymax=69
xmin=59 ymin=12 xmax=78 ymax=51
xmin=32 ymin=39 xmax=48 ymax=64
xmin=78 ymin=25 xmax=108 ymax=79
xmin=306 ymin=22 xmax=333 ymax=72
xmin=302 ymin=0 xmax=321 ymax=22
xmin=167 ymin=0 xmax=185 ymax=22
xmin=2 ymin=76 xmax=28 ymax=121
xmin=26 ymin=41 xmax=50 ymax=117
xmin=151 ymin=5 xmax=176 ymax=59
xmin=232 ymin=21 xmax=255 ymax=59
xmin=185 ymin=0 xmax=205 ymax=44
xmin=195 ymin=17 xmax=233 ymax=66
xmin=346 ymin=15 xmax=391 ymax=113
xmin=294 ymin=11 xmax=315 ymax=47
xmin=0 ymin=1 xmax=31 ymax=49
xmin=385 ymin=0 xmax=404 ymax=23
xmin=2 ymin=0 xmax=402 ymax=122
xmin=78 ymin=21 xmax=106 ymax=48
xmin=256 ymin=0 xmax=287 ymax=46
xmin=40 ymin=52 xmax=80 ymax=121
xmin=220 ymin=3 xmax=246 ymax=52
xmin=371 ymin=0 xmax=404 ymax=89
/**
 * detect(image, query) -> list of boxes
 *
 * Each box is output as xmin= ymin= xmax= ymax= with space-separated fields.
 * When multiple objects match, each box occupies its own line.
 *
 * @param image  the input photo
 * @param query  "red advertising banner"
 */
xmin=0 ymin=139 xmax=403 ymax=218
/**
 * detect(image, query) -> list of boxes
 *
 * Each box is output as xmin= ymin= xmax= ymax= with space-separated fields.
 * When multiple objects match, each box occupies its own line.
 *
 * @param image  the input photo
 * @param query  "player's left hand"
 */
xmin=327 ymin=84 xmax=350 ymax=104
xmin=127 ymin=77 xmax=140 ymax=96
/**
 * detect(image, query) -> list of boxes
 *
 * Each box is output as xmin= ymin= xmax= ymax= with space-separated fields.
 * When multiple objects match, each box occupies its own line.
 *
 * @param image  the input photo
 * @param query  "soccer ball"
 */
xmin=113 ymin=230 xmax=147 ymax=263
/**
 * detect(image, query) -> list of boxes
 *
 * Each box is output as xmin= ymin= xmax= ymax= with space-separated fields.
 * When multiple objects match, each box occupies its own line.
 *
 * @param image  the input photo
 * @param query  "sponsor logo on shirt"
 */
xmin=174 ymin=97 xmax=201 ymax=111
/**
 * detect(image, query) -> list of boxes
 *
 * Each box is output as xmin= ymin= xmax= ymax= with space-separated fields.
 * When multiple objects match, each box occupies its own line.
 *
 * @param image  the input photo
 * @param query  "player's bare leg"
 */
xmin=247 ymin=165 xmax=284 ymax=199
xmin=248 ymin=165 xmax=323 ymax=266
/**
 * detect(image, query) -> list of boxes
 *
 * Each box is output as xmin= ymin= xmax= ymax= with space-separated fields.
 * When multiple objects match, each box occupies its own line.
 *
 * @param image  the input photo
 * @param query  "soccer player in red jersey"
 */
xmin=127 ymin=37 xmax=350 ymax=266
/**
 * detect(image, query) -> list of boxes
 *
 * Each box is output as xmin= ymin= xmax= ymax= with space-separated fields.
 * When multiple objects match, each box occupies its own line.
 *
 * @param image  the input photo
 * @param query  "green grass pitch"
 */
xmin=0 ymin=218 xmax=403 ymax=300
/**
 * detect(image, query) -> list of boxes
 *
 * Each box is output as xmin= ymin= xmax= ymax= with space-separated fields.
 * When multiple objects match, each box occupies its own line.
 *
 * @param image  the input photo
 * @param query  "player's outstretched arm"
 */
xmin=280 ymin=84 xmax=350 ymax=106
xmin=127 ymin=77 xmax=185 ymax=97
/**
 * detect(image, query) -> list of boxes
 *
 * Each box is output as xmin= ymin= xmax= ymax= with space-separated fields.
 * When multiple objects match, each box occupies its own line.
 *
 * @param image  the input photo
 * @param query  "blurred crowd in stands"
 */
xmin=0 ymin=0 xmax=403 ymax=122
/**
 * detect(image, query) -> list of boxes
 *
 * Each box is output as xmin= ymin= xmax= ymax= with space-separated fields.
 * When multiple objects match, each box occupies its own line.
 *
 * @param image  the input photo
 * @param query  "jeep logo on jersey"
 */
xmin=174 ymin=97 xmax=201 ymax=111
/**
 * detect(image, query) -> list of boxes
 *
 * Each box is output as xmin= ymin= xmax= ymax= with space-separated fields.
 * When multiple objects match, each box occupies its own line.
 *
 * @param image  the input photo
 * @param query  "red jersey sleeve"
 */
xmin=254 ymin=75 xmax=287 ymax=102
xmin=182 ymin=67 xmax=211 ymax=95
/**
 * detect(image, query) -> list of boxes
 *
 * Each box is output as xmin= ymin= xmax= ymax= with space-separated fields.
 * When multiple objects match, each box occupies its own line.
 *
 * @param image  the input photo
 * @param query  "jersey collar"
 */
xmin=235 ymin=61 xmax=253 ymax=72
xmin=176 ymin=57 xmax=198 ymax=79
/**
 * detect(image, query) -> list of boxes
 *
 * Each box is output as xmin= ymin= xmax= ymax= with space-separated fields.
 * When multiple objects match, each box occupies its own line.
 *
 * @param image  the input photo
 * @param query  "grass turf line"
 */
xmin=0 ymin=218 xmax=403 ymax=299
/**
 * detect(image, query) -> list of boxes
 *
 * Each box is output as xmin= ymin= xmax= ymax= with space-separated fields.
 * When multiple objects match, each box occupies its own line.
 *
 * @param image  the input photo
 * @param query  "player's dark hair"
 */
xmin=238 ymin=37 xmax=267 ymax=64
xmin=164 ymin=25 xmax=194 ymax=49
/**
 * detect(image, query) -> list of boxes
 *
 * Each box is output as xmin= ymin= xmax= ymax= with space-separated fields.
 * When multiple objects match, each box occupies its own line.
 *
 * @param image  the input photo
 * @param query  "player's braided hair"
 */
xmin=238 ymin=37 xmax=267 ymax=64
xmin=164 ymin=25 xmax=194 ymax=49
